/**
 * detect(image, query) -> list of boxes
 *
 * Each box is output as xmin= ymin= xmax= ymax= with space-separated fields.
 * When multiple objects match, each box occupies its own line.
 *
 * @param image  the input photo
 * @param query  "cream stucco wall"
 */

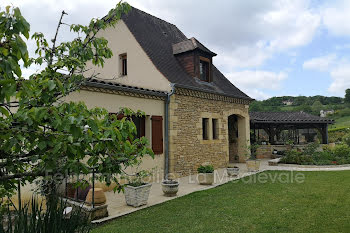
xmin=10 ymin=90 xmax=166 ymax=205
xmin=64 ymin=89 xmax=164 ymax=116
xmin=84 ymin=20 xmax=171 ymax=92
xmin=64 ymin=89 xmax=165 ymax=174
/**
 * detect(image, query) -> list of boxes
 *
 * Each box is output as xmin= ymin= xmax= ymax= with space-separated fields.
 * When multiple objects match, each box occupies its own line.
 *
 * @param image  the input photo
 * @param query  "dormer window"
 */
xmin=199 ymin=57 xmax=211 ymax=82
xmin=172 ymin=37 xmax=216 ymax=83
xmin=120 ymin=53 xmax=127 ymax=76
xmin=199 ymin=59 xmax=210 ymax=82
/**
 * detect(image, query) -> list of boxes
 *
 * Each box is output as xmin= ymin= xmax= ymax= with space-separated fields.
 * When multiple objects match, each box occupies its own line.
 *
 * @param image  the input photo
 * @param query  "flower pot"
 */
xmin=198 ymin=172 xmax=214 ymax=185
xmin=85 ymin=188 xmax=106 ymax=206
xmin=161 ymin=180 xmax=179 ymax=197
xmin=226 ymin=167 xmax=239 ymax=177
xmin=124 ymin=183 xmax=152 ymax=207
xmin=246 ymin=159 xmax=261 ymax=172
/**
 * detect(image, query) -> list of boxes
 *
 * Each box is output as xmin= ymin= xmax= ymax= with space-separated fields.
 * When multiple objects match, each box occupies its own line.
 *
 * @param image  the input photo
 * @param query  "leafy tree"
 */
xmin=311 ymin=100 xmax=323 ymax=113
xmin=294 ymin=104 xmax=312 ymax=114
xmin=249 ymin=101 xmax=263 ymax=112
xmin=0 ymin=3 xmax=154 ymax=201
xmin=345 ymin=88 xmax=350 ymax=104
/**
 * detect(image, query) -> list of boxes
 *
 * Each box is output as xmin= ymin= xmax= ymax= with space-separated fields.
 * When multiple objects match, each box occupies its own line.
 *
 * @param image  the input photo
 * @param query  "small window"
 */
xmin=212 ymin=119 xmax=218 ymax=139
xmin=120 ymin=53 xmax=127 ymax=76
xmin=199 ymin=60 xmax=209 ymax=82
xmin=131 ymin=115 xmax=145 ymax=138
xmin=202 ymin=118 xmax=209 ymax=140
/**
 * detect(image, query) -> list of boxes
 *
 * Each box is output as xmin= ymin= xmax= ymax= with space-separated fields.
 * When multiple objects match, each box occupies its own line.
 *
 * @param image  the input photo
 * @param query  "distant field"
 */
xmin=329 ymin=116 xmax=350 ymax=130
xmin=280 ymin=106 xmax=295 ymax=111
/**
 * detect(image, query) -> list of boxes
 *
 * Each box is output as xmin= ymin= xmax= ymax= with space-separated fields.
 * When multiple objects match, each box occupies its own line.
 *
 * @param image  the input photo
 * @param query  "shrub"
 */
xmin=281 ymin=143 xmax=350 ymax=165
xmin=303 ymin=142 xmax=320 ymax=156
xmin=197 ymin=165 xmax=214 ymax=173
xmin=333 ymin=144 xmax=350 ymax=158
xmin=328 ymin=128 xmax=350 ymax=143
xmin=343 ymin=132 xmax=350 ymax=147
xmin=0 ymin=197 xmax=91 ymax=233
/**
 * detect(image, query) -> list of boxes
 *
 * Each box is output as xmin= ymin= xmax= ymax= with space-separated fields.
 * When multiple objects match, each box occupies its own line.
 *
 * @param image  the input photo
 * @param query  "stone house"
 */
xmin=282 ymin=100 xmax=293 ymax=106
xmin=320 ymin=109 xmax=334 ymax=118
xmin=67 ymin=7 xmax=253 ymax=178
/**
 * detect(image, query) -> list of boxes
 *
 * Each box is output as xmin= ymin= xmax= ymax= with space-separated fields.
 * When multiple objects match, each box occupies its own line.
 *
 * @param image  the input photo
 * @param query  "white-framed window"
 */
xmin=119 ymin=53 xmax=127 ymax=76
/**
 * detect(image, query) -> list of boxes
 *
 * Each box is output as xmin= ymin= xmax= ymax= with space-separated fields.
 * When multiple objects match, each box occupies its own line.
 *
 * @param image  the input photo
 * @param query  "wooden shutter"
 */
xmin=140 ymin=117 xmax=145 ymax=137
xmin=152 ymin=116 xmax=163 ymax=154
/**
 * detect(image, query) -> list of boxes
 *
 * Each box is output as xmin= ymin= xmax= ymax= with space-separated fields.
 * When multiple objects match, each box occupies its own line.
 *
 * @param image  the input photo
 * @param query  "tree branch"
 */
xmin=0 ymin=171 xmax=46 ymax=181
xmin=48 ymin=10 xmax=67 ymax=67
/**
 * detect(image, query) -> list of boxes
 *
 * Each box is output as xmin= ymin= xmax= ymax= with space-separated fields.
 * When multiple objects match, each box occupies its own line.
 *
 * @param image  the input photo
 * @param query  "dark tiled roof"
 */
xmin=250 ymin=112 xmax=334 ymax=124
xmin=84 ymin=79 xmax=167 ymax=97
xmin=172 ymin=37 xmax=217 ymax=56
xmin=121 ymin=7 xmax=252 ymax=100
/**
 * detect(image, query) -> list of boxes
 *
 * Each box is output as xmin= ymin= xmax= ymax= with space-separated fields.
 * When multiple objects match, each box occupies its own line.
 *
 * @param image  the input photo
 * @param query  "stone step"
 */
xmin=268 ymin=158 xmax=281 ymax=166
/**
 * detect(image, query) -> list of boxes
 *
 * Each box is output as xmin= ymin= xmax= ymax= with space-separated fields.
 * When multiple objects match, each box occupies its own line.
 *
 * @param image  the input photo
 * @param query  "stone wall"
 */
xmin=256 ymin=145 xmax=273 ymax=159
xmin=168 ymin=91 xmax=250 ymax=177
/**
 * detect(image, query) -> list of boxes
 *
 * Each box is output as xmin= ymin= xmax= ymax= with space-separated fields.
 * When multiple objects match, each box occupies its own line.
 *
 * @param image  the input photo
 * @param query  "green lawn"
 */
xmin=93 ymin=171 xmax=350 ymax=233
xmin=329 ymin=115 xmax=350 ymax=130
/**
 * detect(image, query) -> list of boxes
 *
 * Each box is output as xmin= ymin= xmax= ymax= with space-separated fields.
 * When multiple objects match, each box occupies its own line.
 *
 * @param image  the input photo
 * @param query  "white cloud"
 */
xmin=303 ymin=54 xmax=337 ymax=72
xmin=303 ymin=54 xmax=350 ymax=95
xmin=3 ymin=0 xmax=322 ymax=96
xmin=246 ymin=89 xmax=272 ymax=100
xmin=129 ymin=0 xmax=320 ymax=69
xmin=329 ymin=65 xmax=350 ymax=94
xmin=322 ymin=0 xmax=350 ymax=37
xmin=335 ymin=43 xmax=350 ymax=50
xmin=226 ymin=70 xmax=287 ymax=100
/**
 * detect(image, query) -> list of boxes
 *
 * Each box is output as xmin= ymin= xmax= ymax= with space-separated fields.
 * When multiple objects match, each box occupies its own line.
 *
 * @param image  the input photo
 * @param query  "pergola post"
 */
xmin=322 ymin=124 xmax=328 ymax=144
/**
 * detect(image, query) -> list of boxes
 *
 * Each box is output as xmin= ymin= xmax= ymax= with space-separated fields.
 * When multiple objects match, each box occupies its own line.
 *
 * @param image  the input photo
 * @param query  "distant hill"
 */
xmin=249 ymin=95 xmax=350 ymax=130
xmin=250 ymin=95 xmax=344 ymax=115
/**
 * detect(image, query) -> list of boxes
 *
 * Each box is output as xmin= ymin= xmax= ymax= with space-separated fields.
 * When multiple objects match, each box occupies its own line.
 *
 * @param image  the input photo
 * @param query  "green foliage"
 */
xmin=124 ymin=165 xmax=153 ymax=187
xmin=249 ymin=95 xmax=344 ymax=116
xmin=0 ymin=2 xmax=155 ymax=202
xmin=280 ymin=142 xmax=350 ymax=165
xmin=343 ymin=132 xmax=350 ymax=147
xmin=333 ymin=144 xmax=350 ymax=158
xmin=328 ymin=127 xmax=350 ymax=143
xmin=246 ymin=142 xmax=259 ymax=160
xmin=345 ymin=89 xmax=350 ymax=104
xmin=197 ymin=165 xmax=214 ymax=173
xmin=0 ymin=197 xmax=91 ymax=233
xmin=280 ymin=150 xmax=313 ymax=165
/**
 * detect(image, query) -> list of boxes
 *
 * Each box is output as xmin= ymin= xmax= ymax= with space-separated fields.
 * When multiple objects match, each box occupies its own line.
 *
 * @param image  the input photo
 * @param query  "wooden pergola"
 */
xmin=250 ymin=112 xmax=334 ymax=145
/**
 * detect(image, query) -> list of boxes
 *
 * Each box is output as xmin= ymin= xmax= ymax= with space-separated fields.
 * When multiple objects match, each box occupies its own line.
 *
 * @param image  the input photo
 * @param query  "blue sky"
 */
xmin=3 ymin=0 xmax=350 ymax=100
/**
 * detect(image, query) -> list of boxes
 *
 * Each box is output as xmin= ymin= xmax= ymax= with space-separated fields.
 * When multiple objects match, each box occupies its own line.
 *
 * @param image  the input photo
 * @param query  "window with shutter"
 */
xmin=132 ymin=116 xmax=145 ymax=138
xmin=151 ymin=116 xmax=163 ymax=154
xmin=109 ymin=113 xmax=145 ymax=138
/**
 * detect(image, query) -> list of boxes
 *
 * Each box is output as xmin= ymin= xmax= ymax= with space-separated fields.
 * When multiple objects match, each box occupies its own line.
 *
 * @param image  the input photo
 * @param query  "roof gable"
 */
xmin=121 ymin=7 xmax=252 ymax=100
xmin=173 ymin=37 xmax=217 ymax=56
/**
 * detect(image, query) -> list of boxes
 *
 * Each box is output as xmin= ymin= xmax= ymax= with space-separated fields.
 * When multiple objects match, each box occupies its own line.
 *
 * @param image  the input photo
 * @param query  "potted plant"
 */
xmin=226 ymin=165 xmax=240 ymax=177
xmin=124 ymin=170 xmax=152 ymax=207
xmin=245 ymin=143 xmax=261 ymax=172
xmin=197 ymin=165 xmax=214 ymax=185
xmin=161 ymin=179 xmax=179 ymax=196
